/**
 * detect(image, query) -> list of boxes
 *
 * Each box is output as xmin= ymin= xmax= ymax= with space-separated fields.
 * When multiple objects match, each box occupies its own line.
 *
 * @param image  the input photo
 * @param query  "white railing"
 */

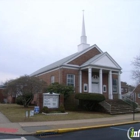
xmin=122 ymin=94 xmax=138 ymax=108
xmin=99 ymin=101 xmax=111 ymax=113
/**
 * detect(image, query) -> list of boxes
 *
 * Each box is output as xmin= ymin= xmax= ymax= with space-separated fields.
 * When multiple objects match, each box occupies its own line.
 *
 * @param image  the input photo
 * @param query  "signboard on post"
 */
xmin=34 ymin=106 xmax=40 ymax=114
xmin=43 ymin=93 xmax=59 ymax=108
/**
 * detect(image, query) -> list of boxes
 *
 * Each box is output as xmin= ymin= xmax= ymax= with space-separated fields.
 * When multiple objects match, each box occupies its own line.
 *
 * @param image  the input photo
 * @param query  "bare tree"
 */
xmin=132 ymin=55 xmax=140 ymax=84
xmin=4 ymin=75 xmax=47 ymax=107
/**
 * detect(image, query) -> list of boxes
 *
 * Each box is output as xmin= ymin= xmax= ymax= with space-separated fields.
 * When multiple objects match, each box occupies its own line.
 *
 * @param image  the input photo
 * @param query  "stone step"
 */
xmin=100 ymin=99 xmax=135 ymax=115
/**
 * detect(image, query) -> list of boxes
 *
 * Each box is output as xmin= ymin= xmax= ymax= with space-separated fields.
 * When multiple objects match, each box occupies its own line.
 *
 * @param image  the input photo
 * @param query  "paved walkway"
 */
xmin=0 ymin=113 xmax=10 ymax=123
xmin=0 ymin=112 xmax=140 ymax=134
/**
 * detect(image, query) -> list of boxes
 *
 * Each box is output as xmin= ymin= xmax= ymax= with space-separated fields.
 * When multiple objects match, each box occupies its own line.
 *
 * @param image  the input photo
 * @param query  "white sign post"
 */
xmin=43 ymin=93 xmax=59 ymax=108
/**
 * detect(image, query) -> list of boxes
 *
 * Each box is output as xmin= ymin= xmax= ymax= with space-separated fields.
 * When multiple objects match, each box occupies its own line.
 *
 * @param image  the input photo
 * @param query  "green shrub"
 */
xmin=42 ymin=106 xmax=50 ymax=113
xmin=59 ymin=105 xmax=65 ymax=113
xmin=75 ymin=93 xmax=105 ymax=102
xmin=16 ymin=95 xmax=23 ymax=105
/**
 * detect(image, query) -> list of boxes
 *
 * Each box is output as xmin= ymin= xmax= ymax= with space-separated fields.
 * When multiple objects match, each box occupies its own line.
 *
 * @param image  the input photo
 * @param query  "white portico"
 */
xmin=79 ymin=52 xmax=122 ymax=100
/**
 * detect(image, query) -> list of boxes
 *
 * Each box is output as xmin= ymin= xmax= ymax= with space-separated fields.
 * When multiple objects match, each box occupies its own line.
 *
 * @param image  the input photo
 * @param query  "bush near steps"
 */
xmin=75 ymin=93 xmax=105 ymax=101
xmin=75 ymin=93 xmax=105 ymax=111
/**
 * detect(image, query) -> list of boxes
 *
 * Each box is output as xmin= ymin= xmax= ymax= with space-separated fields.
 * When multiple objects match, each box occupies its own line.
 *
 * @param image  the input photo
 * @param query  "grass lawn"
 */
xmin=0 ymin=104 xmax=112 ymax=122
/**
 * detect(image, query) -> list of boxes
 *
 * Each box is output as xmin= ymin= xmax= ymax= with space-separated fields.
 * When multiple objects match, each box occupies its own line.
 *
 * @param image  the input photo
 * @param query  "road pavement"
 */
xmin=1 ymin=123 xmax=140 ymax=140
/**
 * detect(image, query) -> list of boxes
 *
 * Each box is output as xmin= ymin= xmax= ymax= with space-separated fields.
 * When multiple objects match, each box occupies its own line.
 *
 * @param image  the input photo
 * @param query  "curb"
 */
xmin=36 ymin=121 xmax=140 ymax=135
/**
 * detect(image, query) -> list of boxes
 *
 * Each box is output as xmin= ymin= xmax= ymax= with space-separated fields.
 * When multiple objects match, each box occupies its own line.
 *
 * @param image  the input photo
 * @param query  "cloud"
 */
xmin=0 ymin=0 xmax=140 ymax=85
xmin=0 ymin=72 xmax=19 ymax=83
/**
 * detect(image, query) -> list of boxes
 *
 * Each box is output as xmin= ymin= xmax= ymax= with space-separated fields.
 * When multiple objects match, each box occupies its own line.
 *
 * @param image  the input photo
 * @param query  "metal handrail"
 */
xmin=122 ymin=94 xmax=138 ymax=108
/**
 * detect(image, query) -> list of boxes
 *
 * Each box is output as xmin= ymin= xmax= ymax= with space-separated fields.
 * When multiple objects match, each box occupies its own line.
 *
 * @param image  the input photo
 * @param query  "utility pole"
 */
xmin=133 ymin=93 xmax=136 ymax=121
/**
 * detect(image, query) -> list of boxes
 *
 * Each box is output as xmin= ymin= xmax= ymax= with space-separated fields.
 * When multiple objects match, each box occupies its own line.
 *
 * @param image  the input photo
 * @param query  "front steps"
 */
xmin=99 ymin=99 xmax=134 ymax=115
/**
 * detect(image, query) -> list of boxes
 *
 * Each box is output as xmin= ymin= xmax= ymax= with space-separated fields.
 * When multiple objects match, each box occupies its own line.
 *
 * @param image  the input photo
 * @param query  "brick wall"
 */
xmin=102 ymin=73 xmax=109 ymax=99
xmin=133 ymin=84 xmax=140 ymax=105
xmin=82 ymin=71 xmax=88 ymax=93
xmin=68 ymin=47 xmax=101 ymax=65
xmin=38 ymin=69 xmax=60 ymax=85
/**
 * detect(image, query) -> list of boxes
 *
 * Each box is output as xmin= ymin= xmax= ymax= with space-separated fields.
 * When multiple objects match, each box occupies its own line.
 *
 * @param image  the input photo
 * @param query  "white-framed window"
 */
xmin=113 ymin=79 xmax=118 ymax=93
xmin=84 ymin=83 xmax=88 ymax=92
xmin=67 ymin=74 xmax=75 ymax=87
xmin=138 ymin=93 xmax=140 ymax=98
xmin=51 ymin=76 xmax=55 ymax=83
xmin=103 ymin=85 xmax=106 ymax=92
xmin=121 ymin=88 xmax=124 ymax=92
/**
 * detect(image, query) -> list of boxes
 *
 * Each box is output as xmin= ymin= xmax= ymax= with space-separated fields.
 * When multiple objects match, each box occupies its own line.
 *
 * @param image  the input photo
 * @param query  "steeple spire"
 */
xmin=78 ymin=10 xmax=90 ymax=52
xmin=82 ymin=10 xmax=86 ymax=36
xmin=81 ymin=10 xmax=87 ymax=44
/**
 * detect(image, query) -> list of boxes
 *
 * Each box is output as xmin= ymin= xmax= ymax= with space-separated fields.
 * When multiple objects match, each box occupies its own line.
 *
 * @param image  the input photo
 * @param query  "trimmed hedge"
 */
xmin=75 ymin=93 xmax=105 ymax=102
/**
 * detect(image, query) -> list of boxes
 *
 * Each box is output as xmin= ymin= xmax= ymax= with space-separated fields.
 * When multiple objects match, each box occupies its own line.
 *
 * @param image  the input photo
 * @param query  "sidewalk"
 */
xmin=0 ymin=112 xmax=140 ymax=135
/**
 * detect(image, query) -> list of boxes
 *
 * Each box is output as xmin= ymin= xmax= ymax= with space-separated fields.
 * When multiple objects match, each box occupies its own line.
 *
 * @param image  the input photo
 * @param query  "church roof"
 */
xmin=30 ymin=45 xmax=100 ymax=76
xmin=81 ymin=52 xmax=122 ymax=70
xmin=30 ymin=52 xmax=78 ymax=76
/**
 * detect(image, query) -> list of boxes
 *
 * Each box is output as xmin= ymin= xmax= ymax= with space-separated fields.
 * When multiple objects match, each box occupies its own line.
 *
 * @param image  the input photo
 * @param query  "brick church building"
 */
xmin=31 ymin=13 xmax=122 ymax=100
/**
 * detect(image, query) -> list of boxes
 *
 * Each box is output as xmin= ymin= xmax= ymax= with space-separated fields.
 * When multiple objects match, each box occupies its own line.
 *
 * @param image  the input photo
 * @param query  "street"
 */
xmin=0 ymin=123 xmax=140 ymax=140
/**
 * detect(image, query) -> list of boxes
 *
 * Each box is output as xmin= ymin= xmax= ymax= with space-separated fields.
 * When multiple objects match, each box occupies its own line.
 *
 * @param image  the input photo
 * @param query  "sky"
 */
xmin=0 ymin=0 xmax=140 ymax=86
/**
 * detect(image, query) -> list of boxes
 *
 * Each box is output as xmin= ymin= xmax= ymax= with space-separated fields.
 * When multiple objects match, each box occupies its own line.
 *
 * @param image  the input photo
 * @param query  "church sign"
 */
xmin=43 ymin=93 xmax=59 ymax=108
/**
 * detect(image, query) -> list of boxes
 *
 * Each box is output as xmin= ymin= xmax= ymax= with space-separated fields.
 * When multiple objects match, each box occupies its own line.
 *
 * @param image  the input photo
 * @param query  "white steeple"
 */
xmin=78 ymin=10 xmax=90 ymax=52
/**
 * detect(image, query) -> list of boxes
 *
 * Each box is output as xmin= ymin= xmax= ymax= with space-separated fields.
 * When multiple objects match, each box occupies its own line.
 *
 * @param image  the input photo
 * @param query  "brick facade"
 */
xmin=32 ymin=46 xmax=122 ymax=101
xmin=68 ymin=47 xmax=101 ymax=65
xmin=133 ymin=84 xmax=140 ymax=105
xmin=38 ymin=69 xmax=60 ymax=85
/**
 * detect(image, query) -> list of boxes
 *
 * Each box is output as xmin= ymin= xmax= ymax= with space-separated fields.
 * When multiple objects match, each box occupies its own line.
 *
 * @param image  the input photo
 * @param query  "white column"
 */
xmin=108 ymin=70 xmax=113 ymax=99
xmin=88 ymin=67 xmax=92 ymax=93
xmin=79 ymin=70 xmax=82 ymax=93
xmin=99 ymin=69 xmax=103 ymax=94
xmin=118 ymin=71 xmax=122 ymax=99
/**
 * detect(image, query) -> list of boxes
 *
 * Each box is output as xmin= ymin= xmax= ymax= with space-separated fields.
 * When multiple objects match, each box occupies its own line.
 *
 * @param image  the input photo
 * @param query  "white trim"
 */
xmin=81 ymin=52 xmax=121 ymax=70
xmin=83 ymin=83 xmax=88 ymax=92
xmin=81 ymin=66 xmax=120 ymax=72
xmin=88 ymin=67 xmax=92 ymax=93
xmin=79 ymin=71 xmax=82 ymax=93
xmin=66 ymin=74 xmax=75 ymax=87
xmin=93 ymin=52 xmax=121 ymax=69
xmin=103 ymin=85 xmax=107 ymax=93
xmin=109 ymin=70 xmax=113 ymax=99
xmin=36 ymin=68 xmax=60 ymax=77
xmin=64 ymin=64 xmax=79 ymax=67
xmin=35 ymin=66 xmax=79 ymax=77
xmin=81 ymin=65 xmax=121 ymax=71
xmin=64 ymin=44 xmax=103 ymax=64
xmin=99 ymin=69 xmax=103 ymax=94
xmin=62 ymin=66 xmax=79 ymax=70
